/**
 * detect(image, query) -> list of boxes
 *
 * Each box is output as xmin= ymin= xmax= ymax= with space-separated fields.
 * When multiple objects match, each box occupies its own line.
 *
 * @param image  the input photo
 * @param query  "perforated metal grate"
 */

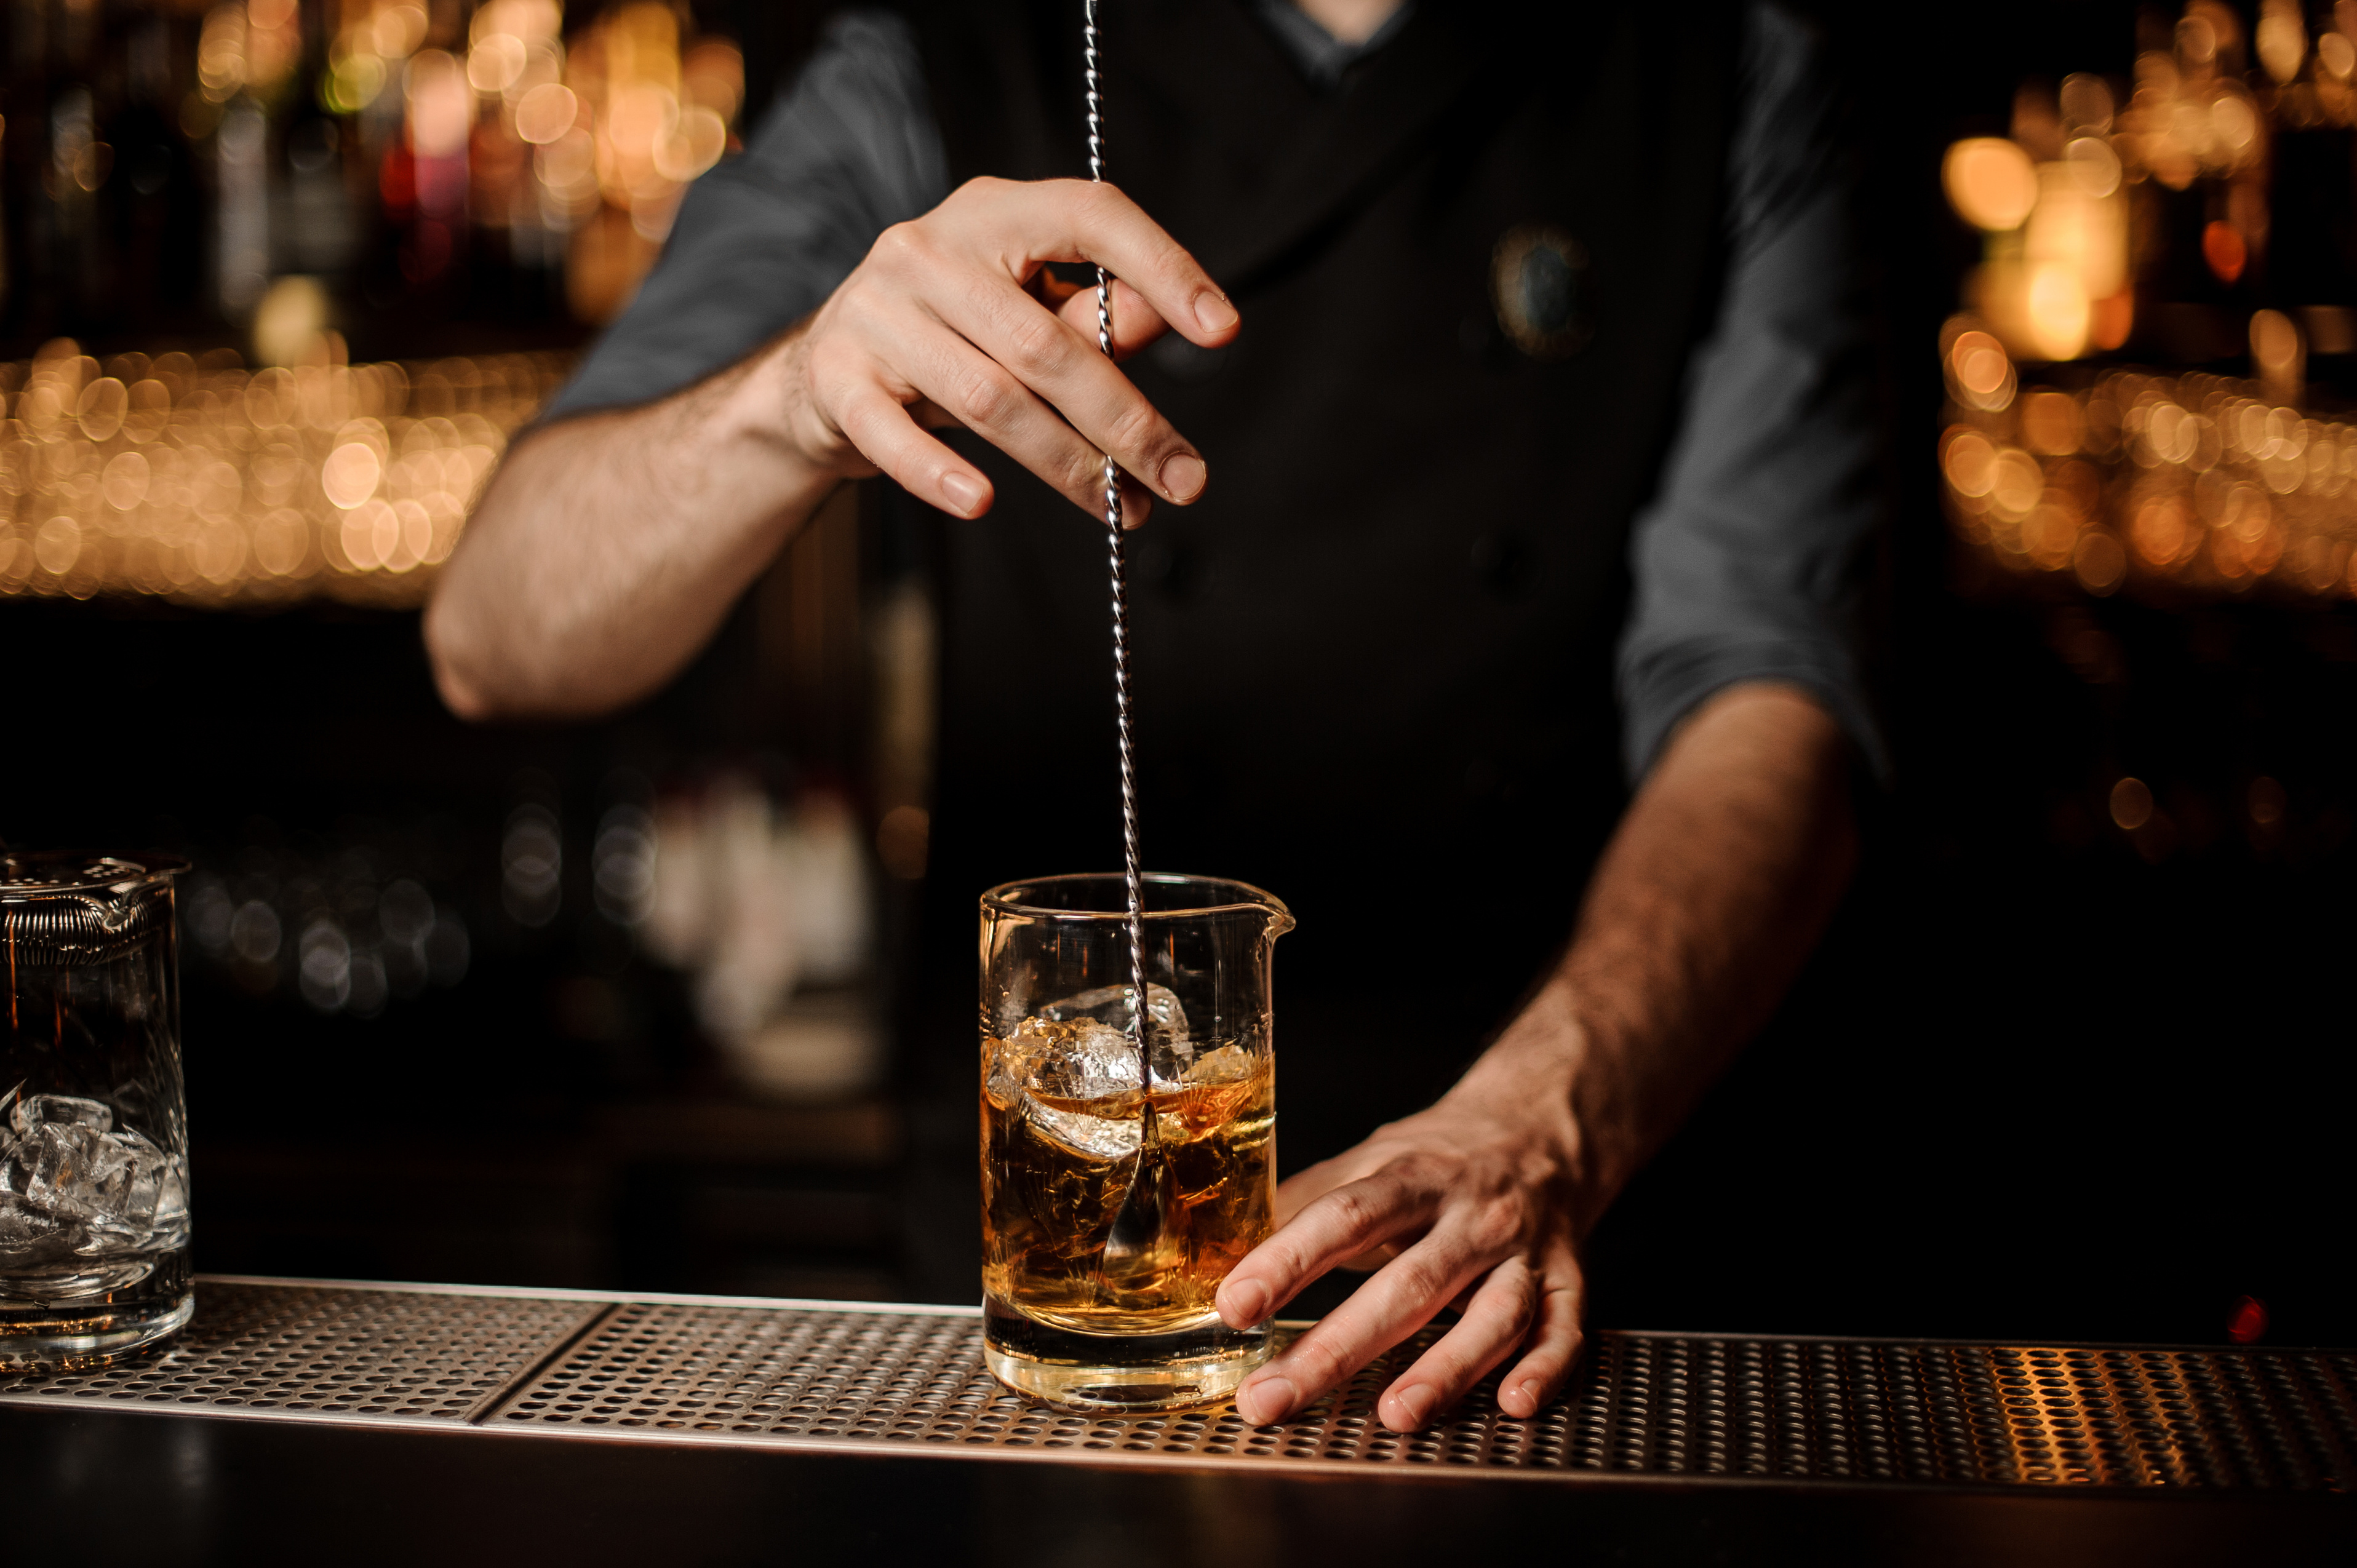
xmin=2 ymin=1279 xmax=2351 ymax=1492
xmin=0 ymin=1278 xmax=602 ymax=1424
xmin=483 ymin=1297 xmax=2357 ymax=1490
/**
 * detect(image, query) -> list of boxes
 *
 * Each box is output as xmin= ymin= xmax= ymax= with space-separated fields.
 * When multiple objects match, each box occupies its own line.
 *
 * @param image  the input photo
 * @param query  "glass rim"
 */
xmin=981 ymin=871 xmax=1290 ymax=922
xmin=0 ymin=850 xmax=189 ymax=901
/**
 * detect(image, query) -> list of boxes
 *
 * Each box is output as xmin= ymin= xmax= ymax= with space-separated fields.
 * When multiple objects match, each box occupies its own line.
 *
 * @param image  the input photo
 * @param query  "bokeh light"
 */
xmin=0 ymin=340 xmax=567 ymax=608
xmin=1942 ymin=364 xmax=2357 ymax=602
xmin=1943 ymin=137 xmax=2038 ymax=232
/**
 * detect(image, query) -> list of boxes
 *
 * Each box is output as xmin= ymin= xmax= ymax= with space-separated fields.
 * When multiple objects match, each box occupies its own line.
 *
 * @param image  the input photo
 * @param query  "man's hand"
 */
xmin=428 ymin=177 xmax=1234 ymax=719
xmin=784 ymin=175 xmax=1237 ymax=526
xmin=1214 ymin=1028 xmax=1589 ymax=1430
xmin=1214 ymin=683 xmax=1858 ymax=1433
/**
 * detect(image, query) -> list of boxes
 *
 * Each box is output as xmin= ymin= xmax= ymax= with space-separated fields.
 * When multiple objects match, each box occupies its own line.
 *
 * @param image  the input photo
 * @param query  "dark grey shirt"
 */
xmin=551 ymin=3 xmax=1881 ymax=780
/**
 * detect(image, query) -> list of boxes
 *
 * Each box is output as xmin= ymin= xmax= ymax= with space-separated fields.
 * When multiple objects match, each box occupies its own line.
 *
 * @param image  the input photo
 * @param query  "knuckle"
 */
xmin=1002 ymin=312 xmax=1072 ymax=380
xmin=1390 ymin=1254 xmax=1453 ymax=1306
xmin=1056 ymin=444 xmax=1106 ymax=499
xmin=871 ymin=221 xmax=928 ymax=269
xmin=1070 ymin=177 xmax=1122 ymax=221
xmin=949 ymin=175 xmax=1008 ymax=210
xmin=804 ymin=338 xmax=863 ymax=391
xmin=1422 ymin=1342 xmax=1480 ymax=1386
xmin=953 ymin=365 xmax=1019 ymax=428
xmin=1290 ymin=1334 xmax=1353 ymax=1389
xmin=1323 ymin=1185 xmax=1387 ymax=1251
xmin=1101 ymin=398 xmax=1165 ymax=460
xmin=1463 ymin=1201 xmax=1523 ymax=1257
xmin=1266 ymin=1238 xmax=1314 ymax=1282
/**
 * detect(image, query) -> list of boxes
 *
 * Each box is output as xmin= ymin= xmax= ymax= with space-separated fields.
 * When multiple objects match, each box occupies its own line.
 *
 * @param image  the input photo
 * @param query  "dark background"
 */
xmin=5 ymin=0 xmax=2355 ymax=1350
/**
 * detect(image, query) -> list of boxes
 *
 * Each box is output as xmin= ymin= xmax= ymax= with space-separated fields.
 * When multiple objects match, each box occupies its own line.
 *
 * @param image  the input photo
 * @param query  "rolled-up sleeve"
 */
xmin=544 ymin=9 xmax=949 ymax=421
xmin=1615 ymin=1 xmax=1884 ymax=781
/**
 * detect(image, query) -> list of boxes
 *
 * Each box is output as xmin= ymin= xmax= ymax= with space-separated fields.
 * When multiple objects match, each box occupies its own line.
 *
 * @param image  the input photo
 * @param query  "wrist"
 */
xmin=719 ymin=320 xmax=864 ymax=493
xmin=1444 ymin=977 xmax=1633 ymax=1235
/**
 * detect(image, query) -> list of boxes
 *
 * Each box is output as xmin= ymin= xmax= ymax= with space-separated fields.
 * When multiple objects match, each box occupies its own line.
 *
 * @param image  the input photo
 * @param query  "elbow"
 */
xmin=421 ymin=587 xmax=501 ymax=723
xmin=422 ymin=580 xmax=642 ymax=723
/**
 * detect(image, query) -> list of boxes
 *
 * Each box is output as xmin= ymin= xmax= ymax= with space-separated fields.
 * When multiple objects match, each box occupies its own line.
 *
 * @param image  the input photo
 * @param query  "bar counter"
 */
xmin=3 ymin=1276 xmax=2350 ymax=1564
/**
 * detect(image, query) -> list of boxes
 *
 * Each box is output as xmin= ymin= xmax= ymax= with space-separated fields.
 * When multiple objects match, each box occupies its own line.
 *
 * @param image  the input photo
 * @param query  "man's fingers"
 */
xmin=1230 ymin=1229 xmax=1491 ymax=1427
xmin=830 ymin=383 xmax=992 ymax=519
xmin=894 ymin=320 xmax=1168 ymax=523
xmin=1055 ymin=277 xmax=1176 ymax=360
xmin=1217 ymin=1171 xmax=1440 ymax=1331
xmin=1496 ymin=1251 xmax=1586 ymax=1420
xmin=962 ymin=177 xmax=1237 ymax=346
xmin=1378 ymin=1257 xmax=1540 ymax=1433
xmin=931 ymin=276 xmax=1206 ymax=507
xmin=1271 ymin=1156 xmax=1358 ymax=1228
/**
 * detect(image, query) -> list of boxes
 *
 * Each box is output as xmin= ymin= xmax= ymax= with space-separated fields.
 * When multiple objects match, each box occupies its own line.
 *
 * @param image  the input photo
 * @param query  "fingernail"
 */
xmin=1238 ymin=1374 xmax=1294 ymax=1426
xmin=1519 ymin=1378 xmax=1544 ymax=1407
xmin=1158 ymin=452 xmax=1205 ymax=501
xmin=1221 ymin=1279 xmax=1270 ymax=1327
xmin=1194 ymin=292 xmax=1238 ymax=334
xmin=1389 ymin=1385 xmax=1435 ymax=1431
xmin=939 ymin=471 xmax=984 ymax=514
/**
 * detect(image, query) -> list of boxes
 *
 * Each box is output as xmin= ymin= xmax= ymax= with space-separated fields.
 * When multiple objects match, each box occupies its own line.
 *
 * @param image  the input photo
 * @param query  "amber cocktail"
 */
xmin=979 ymin=874 xmax=1291 ymax=1412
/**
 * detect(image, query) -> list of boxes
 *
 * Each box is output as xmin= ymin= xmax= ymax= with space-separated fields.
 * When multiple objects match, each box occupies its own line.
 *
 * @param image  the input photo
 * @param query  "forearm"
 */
xmin=425 ymin=328 xmax=839 ymax=720
xmin=1451 ymin=680 xmax=1857 ymax=1228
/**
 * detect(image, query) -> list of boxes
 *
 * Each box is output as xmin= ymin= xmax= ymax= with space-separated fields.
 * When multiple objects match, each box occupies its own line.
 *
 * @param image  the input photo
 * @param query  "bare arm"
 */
xmin=426 ymin=338 xmax=834 ymax=720
xmin=1214 ymin=680 xmax=1857 ymax=1430
xmin=425 ymin=178 xmax=1238 ymax=720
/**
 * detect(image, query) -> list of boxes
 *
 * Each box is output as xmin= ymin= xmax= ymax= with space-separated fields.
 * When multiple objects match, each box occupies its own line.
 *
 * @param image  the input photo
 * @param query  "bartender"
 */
xmin=426 ymin=0 xmax=1876 ymax=1435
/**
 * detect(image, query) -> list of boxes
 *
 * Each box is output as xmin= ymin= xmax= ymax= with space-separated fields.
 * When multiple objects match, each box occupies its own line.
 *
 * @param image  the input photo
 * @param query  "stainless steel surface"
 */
xmin=1 ymin=1277 xmax=2351 ymax=1492
xmin=0 ymin=1277 xmax=602 ymax=1427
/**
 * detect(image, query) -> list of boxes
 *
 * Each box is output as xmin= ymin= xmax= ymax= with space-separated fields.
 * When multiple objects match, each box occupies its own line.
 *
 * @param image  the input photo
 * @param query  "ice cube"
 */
xmin=1180 ymin=1043 xmax=1254 ymax=1084
xmin=1041 ymin=982 xmax=1190 ymax=1046
xmin=0 ymin=1122 xmax=172 ymax=1232
xmin=0 ymin=1121 xmax=104 ymax=1208
xmin=0 ymin=1191 xmax=80 ymax=1267
xmin=152 ymin=1157 xmax=189 ymax=1228
xmin=1026 ymin=1099 xmax=1143 ymax=1163
xmin=10 ymin=1094 xmax=111 ymax=1137
xmin=992 ymin=1016 xmax=1149 ymax=1161
xmin=88 ymin=1131 xmax=171 ymax=1227
xmin=1024 ymin=1019 xmax=1144 ymax=1102
xmin=983 ymin=1035 xmax=1026 ymax=1113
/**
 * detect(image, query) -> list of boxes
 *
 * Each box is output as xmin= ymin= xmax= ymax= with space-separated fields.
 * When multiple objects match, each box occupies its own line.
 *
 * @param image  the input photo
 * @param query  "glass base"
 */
xmin=983 ymin=1296 xmax=1271 ymax=1412
xmin=0 ymin=1250 xmax=194 ymax=1373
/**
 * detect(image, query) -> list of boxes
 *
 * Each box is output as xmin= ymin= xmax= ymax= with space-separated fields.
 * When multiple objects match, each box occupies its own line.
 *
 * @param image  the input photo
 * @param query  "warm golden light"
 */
xmin=2110 ymin=778 xmax=2155 ymax=831
xmin=468 ymin=32 xmax=527 ymax=94
xmin=2021 ymin=390 xmax=2085 ymax=455
xmin=405 ymin=50 xmax=472 ymax=159
xmin=2058 ymin=73 xmax=2115 ymax=133
xmin=1943 ymin=428 xmax=1999 ymax=498
xmin=513 ymin=82 xmax=578 ymax=144
xmin=1944 ymin=137 xmax=2039 ymax=231
xmin=2025 ymin=263 xmax=2092 ymax=360
xmin=2251 ymin=309 xmax=2305 ymax=404
xmin=1947 ymin=327 xmax=2017 ymax=412
xmin=2072 ymin=531 xmax=2128 ymax=594
xmin=0 ymin=343 xmax=567 ymax=607
xmin=2258 ymin=0 xmax=2307 ymax=83
xmin=252 ymin=276 xmax=330 ymax=369
xmin=1941 ymin=364 xmax=2357 ymax=602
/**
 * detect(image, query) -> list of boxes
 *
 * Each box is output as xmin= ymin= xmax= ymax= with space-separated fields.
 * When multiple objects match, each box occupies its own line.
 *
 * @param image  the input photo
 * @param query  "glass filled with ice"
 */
xmin=979 ymin=873 xmax=1291 ymax=1411
xmin=1 ymin=852 xmax=193 ymax=1370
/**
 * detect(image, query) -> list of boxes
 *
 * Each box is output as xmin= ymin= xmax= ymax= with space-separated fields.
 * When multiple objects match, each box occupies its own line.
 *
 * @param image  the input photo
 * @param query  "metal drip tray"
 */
xmin=1 ymin=1277 xmax=2351 ymax=1492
